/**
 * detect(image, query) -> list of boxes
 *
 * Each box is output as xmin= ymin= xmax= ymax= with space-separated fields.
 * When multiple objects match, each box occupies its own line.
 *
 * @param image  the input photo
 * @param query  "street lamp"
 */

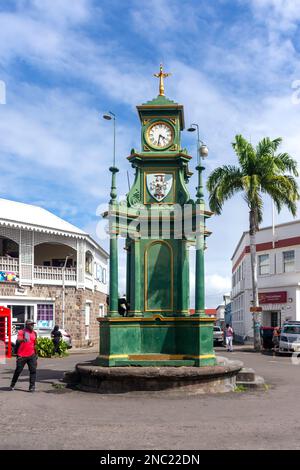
xmin=187 ymin=124 xmax=209 ymax=163
xmin=187 ymin=123 xmax=208 ymax=202
xmin=187 ymin=123 xmax=209 ymax=316
xmin=102 ymin=111 xmax=116 ymax=167
xmin=102 ymin=111 xmax=119 ymax=317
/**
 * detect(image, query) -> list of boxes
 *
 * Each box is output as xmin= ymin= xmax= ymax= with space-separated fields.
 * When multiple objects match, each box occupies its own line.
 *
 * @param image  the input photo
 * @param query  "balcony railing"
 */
xmin=34 ymin=266 xmax=77 ymax=282
xmin=0 ymin=256 xmax=19 ymax=273
xmin=0 ymin=258 xmax=77 ymax=284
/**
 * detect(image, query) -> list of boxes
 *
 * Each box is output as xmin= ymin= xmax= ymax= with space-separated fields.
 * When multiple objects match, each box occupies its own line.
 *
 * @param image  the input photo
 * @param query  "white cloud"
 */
xmin=0 ymin=82 xmax=138 ymax=207
xmin=28 ymin=0 xmax=93 ymax=26
xmin=206 ymin=274 xmax=231 ymax=294
xmin=250 ymin=0 xmax=300 ymax=31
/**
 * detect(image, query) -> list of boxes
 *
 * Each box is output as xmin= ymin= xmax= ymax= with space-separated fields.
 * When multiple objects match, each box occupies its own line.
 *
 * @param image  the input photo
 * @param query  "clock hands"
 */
xmin=158 ymin=134 xmax=166 ymax=146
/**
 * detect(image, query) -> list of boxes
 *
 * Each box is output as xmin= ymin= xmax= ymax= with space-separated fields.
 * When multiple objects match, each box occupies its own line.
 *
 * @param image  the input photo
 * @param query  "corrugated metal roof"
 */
xmin=0 ymin=198 xmax=87 ymax=236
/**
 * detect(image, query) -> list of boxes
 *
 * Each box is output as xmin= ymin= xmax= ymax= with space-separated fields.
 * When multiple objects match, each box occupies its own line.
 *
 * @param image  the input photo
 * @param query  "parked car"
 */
xmin=279 ymin=322 xmax=300 ymax=353
xmin=8 ymin=327 xmax=72 ymax=354
xmin=213 ymin=326 xmax=224 ymax=345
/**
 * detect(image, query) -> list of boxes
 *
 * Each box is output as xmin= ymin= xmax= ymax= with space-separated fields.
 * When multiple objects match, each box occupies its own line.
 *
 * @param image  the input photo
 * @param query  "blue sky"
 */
xmin=1 ymin=0 xmax=300 ymax=306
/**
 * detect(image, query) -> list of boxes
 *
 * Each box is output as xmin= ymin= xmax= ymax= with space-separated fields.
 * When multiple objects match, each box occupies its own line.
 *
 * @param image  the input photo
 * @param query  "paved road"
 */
xmin=1 ymin=347 xmax=300 ymax=450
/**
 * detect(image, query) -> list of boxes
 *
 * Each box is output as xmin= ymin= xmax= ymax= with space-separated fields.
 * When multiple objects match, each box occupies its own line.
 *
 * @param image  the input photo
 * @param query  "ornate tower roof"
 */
xmin=136 ymin=64 xmax=185 ymax=130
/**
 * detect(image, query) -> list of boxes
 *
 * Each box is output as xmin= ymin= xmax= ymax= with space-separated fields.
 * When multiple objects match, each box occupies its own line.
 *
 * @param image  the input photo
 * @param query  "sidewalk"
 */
xmin=68 ymin=346 xmax=98 ymax=355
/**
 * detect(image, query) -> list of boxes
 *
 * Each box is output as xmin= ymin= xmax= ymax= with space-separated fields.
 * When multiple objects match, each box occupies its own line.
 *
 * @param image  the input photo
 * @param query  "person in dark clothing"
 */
xmin=51 ymin=325 xmax=62 ymax=354
xmin=118 ymin=296 xmax=128 ymax=317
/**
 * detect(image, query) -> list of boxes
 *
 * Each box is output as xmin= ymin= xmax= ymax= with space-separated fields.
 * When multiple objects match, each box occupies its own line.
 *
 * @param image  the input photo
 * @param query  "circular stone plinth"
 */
xmin=64 ymin=357 xmax=243 ymax=394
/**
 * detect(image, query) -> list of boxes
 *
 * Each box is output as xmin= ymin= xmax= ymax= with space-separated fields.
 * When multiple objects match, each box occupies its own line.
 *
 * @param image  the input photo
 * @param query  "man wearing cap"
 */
xmin=10 ymin=319 xmax=38 ymax=392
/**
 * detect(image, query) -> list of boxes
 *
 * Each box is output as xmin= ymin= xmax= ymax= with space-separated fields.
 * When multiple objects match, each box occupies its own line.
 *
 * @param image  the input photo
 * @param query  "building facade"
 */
xmin=0 ymin=198 xmax=108 ymax=347
xmin=216 ymin=304 xmax=225 ymax=328
xmin=231 ymin=220 xmax=300 ymax=341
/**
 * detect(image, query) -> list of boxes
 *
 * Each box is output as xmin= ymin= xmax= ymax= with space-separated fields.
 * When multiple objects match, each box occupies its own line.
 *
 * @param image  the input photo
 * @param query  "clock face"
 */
xmin=147 ymin=122 xmax=173 ymax=149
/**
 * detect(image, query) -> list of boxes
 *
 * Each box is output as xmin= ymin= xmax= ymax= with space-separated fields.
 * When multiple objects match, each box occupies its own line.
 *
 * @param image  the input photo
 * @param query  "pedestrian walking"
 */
xmin=272 ymin=326 xmax=281 ymax=355
xmin=225 ymin=323 xmax=234 ymax=352
xmin=10 ymin=319 xmax=37 ymax=392
xmin=51 ymin=325 xmax=62 ymax=354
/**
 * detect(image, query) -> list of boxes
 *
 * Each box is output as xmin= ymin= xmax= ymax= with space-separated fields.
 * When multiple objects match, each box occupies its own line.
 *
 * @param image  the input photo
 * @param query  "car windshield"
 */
xmin=214 ymin=327 xmax=221 ymax=332
xmin=283 ymin=326 xmax=300 ymax=335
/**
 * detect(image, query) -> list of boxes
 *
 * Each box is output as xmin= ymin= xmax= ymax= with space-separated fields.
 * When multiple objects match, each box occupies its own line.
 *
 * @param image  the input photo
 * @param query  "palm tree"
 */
xmin=207 ymin=135 xmax=300 ymax=350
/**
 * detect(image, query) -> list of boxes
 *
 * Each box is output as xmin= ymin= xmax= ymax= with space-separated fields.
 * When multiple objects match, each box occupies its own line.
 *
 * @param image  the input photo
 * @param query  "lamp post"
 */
xmin=103 ymin=111 xmax=119 ymax=316
xmin=62 ymin=255 xmax=71 ymax=330
xmin=103 ymin=112 xmax=116 ymax=167
xmin=187 ymin=124 xmax=209 ymax=316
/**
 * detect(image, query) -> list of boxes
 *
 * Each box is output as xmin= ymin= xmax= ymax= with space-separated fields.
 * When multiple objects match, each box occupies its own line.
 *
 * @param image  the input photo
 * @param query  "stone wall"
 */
xmin=0 ymin=283 xmax=107 ymax=348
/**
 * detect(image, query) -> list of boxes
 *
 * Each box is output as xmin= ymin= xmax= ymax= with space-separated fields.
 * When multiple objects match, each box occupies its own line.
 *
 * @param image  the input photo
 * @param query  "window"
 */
xmin=283 ymin=250 xmax=295 ymax=273
xmin=99 ymin=304 xmax=105 ymax=317
xmin=96 ymin=264 xmax=103 ymax=282
xmin=85 ymin=303 xmax=91 ymax=340
xmin=102 ymin=268 xmax=107 ymax=284
xmin=37 ymin=304 xmax=54 ymax=329
xmin=258 ymin=254 xmax=270 ymax=275
xmin=85 ymin=251 xmax=93 ymax=275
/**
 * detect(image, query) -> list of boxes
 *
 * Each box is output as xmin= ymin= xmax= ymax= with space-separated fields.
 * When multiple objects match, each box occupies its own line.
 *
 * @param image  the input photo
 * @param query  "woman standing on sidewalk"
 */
xmin=225 ymin=324 xmax=234 ymax=352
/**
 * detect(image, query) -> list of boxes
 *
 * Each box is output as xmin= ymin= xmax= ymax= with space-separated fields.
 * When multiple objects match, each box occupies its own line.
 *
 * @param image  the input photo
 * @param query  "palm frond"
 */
xmin=206 ymin=134 xmax=300 ymax=226
xmin=273 ymin=153 xmax=299 ymax=177
xmin=256 ymin=137 xmax=282 ymax=159
xmin=206 ymin=165 xmax=244 ymax=214
xmin=262 ymin=175 xmax=300 ymax=216
xmin=232 ymin=135 xmax=256 ymax=174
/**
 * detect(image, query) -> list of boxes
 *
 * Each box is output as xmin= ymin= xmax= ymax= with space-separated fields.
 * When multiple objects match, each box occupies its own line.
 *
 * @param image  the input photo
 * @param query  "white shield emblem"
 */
xmin=146 ymin=173 xmax=173 ymax=202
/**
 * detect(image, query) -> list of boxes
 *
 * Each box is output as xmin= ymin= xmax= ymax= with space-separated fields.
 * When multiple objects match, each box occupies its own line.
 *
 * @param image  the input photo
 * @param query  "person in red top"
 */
xmin=10 ymin=319 xmax=38 ymax=392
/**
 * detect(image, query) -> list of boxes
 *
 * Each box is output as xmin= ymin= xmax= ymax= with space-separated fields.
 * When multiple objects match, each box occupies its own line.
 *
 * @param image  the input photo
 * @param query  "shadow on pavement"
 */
xmin=1 ymin=359 xmax=94 ymax=386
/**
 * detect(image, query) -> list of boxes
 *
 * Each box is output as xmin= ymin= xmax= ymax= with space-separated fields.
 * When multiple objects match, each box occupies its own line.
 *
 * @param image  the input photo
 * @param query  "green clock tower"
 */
xmin=98 ymin=65 xmax=216 ymax=367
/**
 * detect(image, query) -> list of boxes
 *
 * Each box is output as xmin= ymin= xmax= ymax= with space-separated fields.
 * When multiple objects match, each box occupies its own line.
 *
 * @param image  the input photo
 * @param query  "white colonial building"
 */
xmin=0 ymin=198 xmax=108 ymax=347
xmin=231 ymin=220 xmax=300 ymax=341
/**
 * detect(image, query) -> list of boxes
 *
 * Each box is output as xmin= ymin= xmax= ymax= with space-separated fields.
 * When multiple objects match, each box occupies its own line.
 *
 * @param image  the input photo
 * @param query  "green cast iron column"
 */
xmin=126 ymin=239 xmax=131 ymax=310
xmin=179 ymin=239 xmax=189 ymax=315
xmin=130 ymin=239 xmax=142 ymax=316
xmin=109 ymin=166 xmax=119 ymax=317
xmin=195 ymin=164 xmax=205 ymax=316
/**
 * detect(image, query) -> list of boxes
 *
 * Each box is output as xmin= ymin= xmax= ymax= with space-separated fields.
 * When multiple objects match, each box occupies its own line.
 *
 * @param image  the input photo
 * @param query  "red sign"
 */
xmin=250 ymin=307 xmax=263 ymax=312
xmin=0 ymin=306 xmax=12 ymax=358
xmin=259 ymin=291 xmax=287 ymax=304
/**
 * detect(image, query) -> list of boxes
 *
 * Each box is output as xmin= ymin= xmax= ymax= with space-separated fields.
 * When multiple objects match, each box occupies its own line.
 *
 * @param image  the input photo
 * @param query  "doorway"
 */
xmin=263 ymin=310 xmax=281 ymax=327
xmin=9 ymin=305 xmax=34 ymax=333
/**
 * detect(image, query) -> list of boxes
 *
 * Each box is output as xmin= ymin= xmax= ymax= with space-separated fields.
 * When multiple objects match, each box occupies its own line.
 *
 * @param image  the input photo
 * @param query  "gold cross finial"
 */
xmin=154 ymin=64 xmax=171 ymax=96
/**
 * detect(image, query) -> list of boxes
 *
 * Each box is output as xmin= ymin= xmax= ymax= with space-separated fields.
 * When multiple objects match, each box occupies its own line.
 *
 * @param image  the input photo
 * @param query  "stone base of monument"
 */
xmin=64 ymin=356 xmax=244 ymax=394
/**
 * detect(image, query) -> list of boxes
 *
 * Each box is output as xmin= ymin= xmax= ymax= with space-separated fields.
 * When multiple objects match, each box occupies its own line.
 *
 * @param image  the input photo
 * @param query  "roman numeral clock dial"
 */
xmin=146 ymin=122 xmax=174 ymax=149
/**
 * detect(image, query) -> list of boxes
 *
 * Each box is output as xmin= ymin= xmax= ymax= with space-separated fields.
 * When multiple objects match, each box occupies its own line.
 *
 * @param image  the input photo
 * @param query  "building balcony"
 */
xmin=0 ymin=257 xmax=77 ymax=286
xmin=34 ymin=266 xmax=77 ymax=285
xmin=0 ymin=256 xmax=19 ymax=274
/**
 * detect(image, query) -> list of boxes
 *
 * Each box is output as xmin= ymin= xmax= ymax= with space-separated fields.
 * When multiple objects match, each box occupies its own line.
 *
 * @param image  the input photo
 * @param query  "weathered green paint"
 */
xmin=146 ymin=242 xmax=172 ymax=311
xmin=101 ymin=91 xmax=215 ymax=366
xmin=97 ymin=316 xmax=215 ymax=367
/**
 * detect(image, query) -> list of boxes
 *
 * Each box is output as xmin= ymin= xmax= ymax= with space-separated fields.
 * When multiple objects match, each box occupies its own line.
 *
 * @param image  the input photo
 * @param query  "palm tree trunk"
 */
xmin=249 ymin=210 xmax=262 ymax=351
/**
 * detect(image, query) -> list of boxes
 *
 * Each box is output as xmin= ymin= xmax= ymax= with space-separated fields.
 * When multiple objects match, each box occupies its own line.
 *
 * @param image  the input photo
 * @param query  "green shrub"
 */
xmin=36 ymin=337 xmax=54 ymax=358
xmin=36 ymin=337 xmax=69 ymax=358
xmin=55 ymin=339 xmax=69 ymax=357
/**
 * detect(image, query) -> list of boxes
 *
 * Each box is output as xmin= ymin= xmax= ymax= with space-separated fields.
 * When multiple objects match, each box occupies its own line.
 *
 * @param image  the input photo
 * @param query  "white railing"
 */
xmin=34 ymin=266 xmax=77 ymax=282
xmin=0 ymin=256 xmax=19 ymax=273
